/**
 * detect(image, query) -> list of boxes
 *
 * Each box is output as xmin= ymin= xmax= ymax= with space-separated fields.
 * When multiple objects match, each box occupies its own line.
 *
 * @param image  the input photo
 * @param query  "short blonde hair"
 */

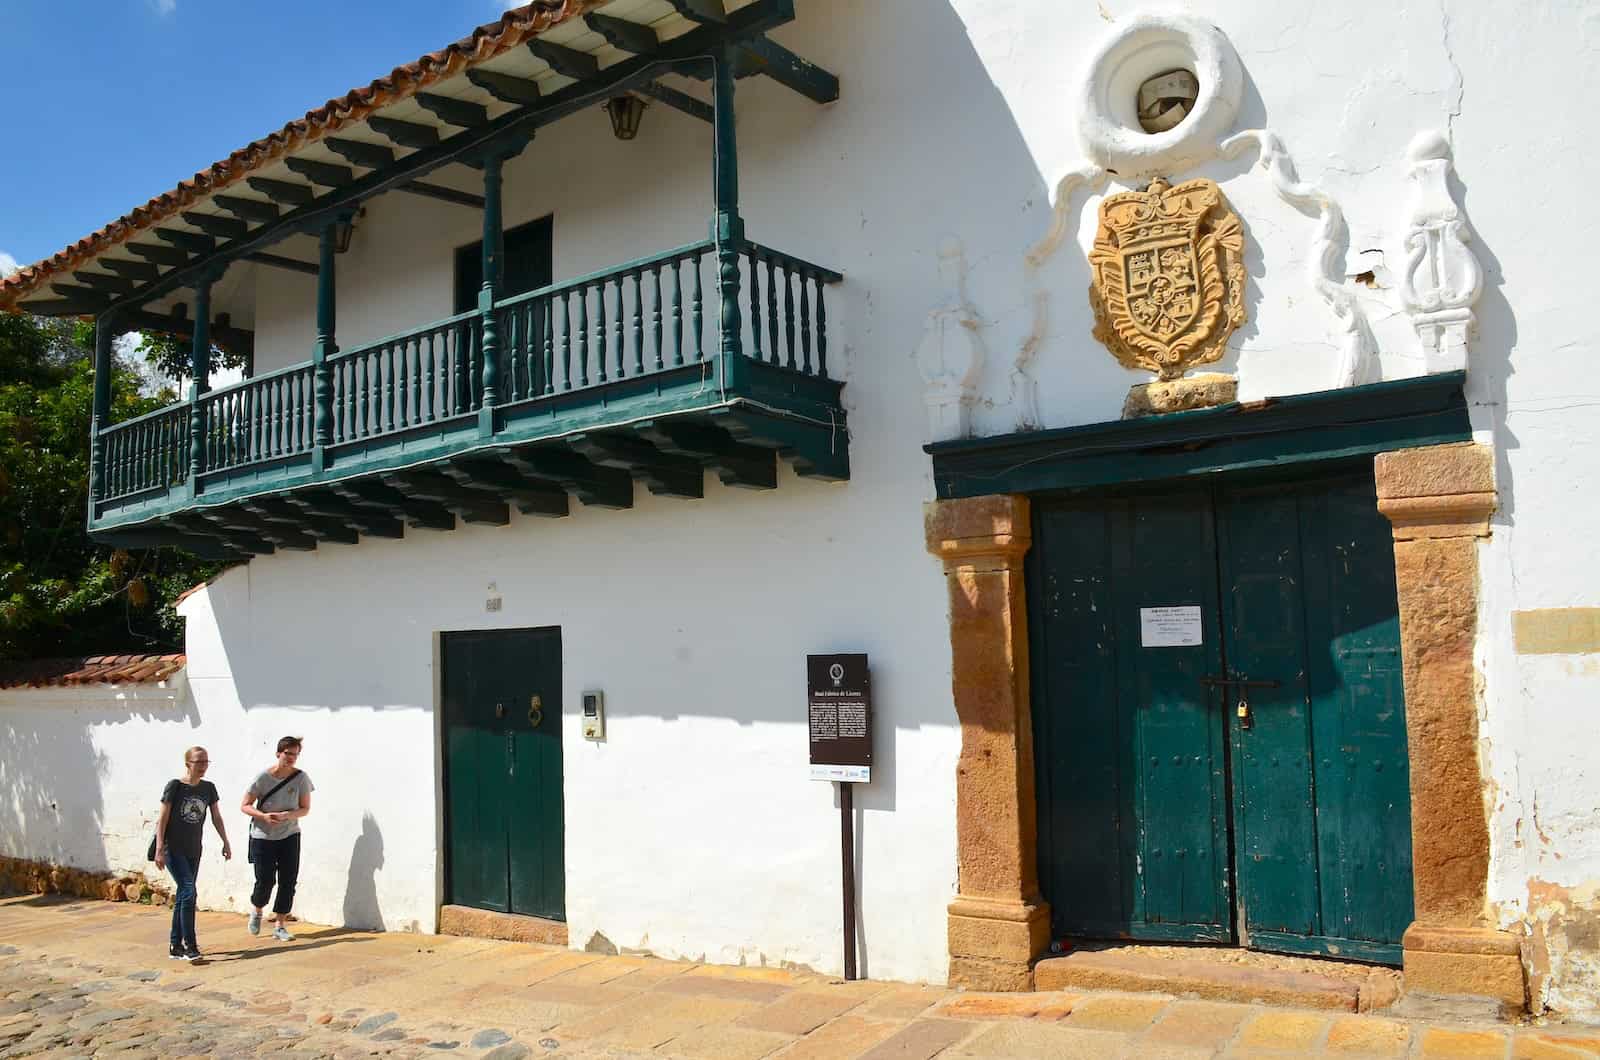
xmin=184 ymin=746 xmax=207 ymax=764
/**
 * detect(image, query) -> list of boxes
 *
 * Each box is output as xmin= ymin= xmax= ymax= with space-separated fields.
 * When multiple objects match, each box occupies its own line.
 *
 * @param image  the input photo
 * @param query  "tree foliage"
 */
xmin=0 ymin=313 xmax=223 ymax=660
xmin=139 ymin=331 xmax=247 ymax=382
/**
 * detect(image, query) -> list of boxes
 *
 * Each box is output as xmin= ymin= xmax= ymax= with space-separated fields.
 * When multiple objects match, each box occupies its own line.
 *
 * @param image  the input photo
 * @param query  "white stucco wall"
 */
xmin=8 ymin=0 xmax=1598 ymax=1004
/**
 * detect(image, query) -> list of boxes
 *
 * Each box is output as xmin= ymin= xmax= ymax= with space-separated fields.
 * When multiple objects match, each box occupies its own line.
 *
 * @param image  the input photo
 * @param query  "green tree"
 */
xmin=0 ymin=313 xmax=223 ymax=660
xmin=139 ymin=331 xmax=247 ymax=382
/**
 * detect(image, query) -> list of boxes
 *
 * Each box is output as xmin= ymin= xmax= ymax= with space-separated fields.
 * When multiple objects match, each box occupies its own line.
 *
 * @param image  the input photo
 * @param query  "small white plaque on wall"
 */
xmin=1140 ymin=605 xmax=1203 ymax=647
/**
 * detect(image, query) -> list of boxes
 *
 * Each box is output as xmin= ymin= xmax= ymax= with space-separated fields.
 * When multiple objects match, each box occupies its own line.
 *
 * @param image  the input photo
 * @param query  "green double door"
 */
xmin=1030 ymin=468 xmax=1412 ymax=963
xmin=442 ymin=627 xmax=565 ymax=921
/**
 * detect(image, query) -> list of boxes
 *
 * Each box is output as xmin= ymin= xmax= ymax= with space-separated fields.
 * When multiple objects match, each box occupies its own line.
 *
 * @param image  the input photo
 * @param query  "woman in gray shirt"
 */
xmin=241 ymin=735 xmax=314 ymax=941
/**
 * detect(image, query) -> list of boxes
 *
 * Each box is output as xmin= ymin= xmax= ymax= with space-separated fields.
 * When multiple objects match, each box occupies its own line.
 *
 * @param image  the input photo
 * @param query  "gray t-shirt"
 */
xmin=248 ymin=769 xmax=314 ymax=841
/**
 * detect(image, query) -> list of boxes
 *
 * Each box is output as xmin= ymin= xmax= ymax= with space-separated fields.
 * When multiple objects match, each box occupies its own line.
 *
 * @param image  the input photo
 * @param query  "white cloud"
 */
xmin=150 ymin=0 xmax=176 ymax=15
xmin=0 ymin=251 xmax=17 ymax=279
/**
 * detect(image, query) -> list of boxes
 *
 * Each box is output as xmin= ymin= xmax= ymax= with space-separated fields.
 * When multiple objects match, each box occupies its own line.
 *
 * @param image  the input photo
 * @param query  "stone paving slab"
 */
xmin=2 ymin=894 xmax=1599 ymax=1059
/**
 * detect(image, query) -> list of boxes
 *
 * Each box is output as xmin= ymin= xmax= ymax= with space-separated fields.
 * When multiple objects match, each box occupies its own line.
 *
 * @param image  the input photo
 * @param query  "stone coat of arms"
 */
xmin=1088 ymin=177 xmax=1246 ymax=380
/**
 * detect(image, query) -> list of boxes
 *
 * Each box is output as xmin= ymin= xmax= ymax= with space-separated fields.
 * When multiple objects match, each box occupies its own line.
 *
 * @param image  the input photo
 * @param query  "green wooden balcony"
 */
xmin=90 ymin=237 xmax=845 ymax=559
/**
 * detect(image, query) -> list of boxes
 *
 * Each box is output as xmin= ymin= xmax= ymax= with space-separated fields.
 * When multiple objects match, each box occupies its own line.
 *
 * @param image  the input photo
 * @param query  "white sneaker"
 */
xmin=272 ymin=925 xmax=295 ymax=942
xmin=247 ymin=911 xmax=261 ymax=936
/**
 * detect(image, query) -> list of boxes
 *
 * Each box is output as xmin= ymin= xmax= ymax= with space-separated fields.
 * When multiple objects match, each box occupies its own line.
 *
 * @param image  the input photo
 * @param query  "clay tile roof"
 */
xmin=0 ymin=654 xmax=186 ymax=689
xmin=0 ymin=0 xmax=601 ymax=309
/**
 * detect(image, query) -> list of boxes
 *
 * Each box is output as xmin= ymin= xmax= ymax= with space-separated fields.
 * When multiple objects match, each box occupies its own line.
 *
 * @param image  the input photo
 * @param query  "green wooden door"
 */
xmin=442 ymin=627 xmax=565 ymax=921
xmin=1031 ymin=490 xmax=1233 ymax=943
xmin=1216 ymin=474 xmax=1411 ymax=963
xmin=1031 ymin=468 xmax=1411 ymax=962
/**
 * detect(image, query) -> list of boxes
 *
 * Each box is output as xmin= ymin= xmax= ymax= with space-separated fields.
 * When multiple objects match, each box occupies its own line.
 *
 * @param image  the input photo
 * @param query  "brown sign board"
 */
xmin=808 ymin=653 xmax=872 ymax=783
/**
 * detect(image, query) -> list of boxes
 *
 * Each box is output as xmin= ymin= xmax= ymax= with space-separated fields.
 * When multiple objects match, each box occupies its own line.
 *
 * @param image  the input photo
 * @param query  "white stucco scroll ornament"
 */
xmin=1399 ymin=130 xmax=1483 ymax=373
xmin=914 ymin=238 xmax=985 ymax=442
xmin=1016 ymin=13 xmax=1381 ymax=414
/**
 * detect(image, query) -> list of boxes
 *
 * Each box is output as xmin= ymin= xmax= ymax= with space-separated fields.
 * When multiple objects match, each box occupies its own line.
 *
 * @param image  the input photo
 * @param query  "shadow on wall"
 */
xmin=342 ymin=811 xmax=385 ymax=930
xmin=0 ymin=697 xmax=199 ymax=875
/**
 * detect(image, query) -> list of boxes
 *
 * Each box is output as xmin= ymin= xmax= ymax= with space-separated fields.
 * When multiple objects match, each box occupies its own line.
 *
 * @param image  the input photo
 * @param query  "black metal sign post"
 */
xmin=808 ymin=653 xmax=871 ymax=981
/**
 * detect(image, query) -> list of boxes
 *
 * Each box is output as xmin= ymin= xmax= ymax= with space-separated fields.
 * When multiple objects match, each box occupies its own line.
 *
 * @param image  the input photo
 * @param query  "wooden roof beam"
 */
xmin=368 ymin=115 xmax=440 ymax=150
xmin=126 ymin=243 xmax=191 ymax=266
xmin=100 ymin=259 xmax=161 ymax=281
xmin=244 ymin=252 xmax=319 ymax=276
xmin=528 ymin=39 xmax=600 ymax=80
xmin=465 ymin=69 xmax=542 ymax=106
xmin=284 ymin=157 xmax=356 ymax=188
xmin=246 ymin=177 xmax=315 ymax=206
xmin=397 ymin=182 xmax=486 ymax=209
xmin=181 ymin=212 xmax=249 ymax=240
xmin=415 ymin=93 xmax=488 ymax=129
xmin=73 ymin=271 xmax=140 ymax=296
xmin=214 ymin=195 xmax=280 ymax=223
xmin=639 ymin=81 xmax=712 ymax=123
xmin=739 ymin=36 xmax=838 ymax=103
xmin=586 ymin=13 xmax=659 ymax=55
xmin=48 ymin=284 xmax=112 ymax=307
xmin=155 ymin=228 xmax=216 ymax=254
xmin=665 ymin=0 xmax=727 ymax=24
xmin=324 ymin=137 xmax=395 ymax=169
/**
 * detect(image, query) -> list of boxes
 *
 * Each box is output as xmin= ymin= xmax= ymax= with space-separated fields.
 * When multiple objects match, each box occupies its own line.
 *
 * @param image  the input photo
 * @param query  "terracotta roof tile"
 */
xmin=0 ymin=0 xmax=602 ymax=309
xmin=0 ymin=654 xmax=186 ymax=689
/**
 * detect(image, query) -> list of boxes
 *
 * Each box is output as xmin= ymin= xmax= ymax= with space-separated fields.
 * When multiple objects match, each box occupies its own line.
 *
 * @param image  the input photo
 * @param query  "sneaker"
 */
xmin=272 ymin=926 xmax=294 ymax=942
xmin=168 ymin=942 xmax=184 ymax=960
xmin=247 ymin=911 xmax=262 ymax=936
xmin=183 ymin=947 xmax=203 ymax=962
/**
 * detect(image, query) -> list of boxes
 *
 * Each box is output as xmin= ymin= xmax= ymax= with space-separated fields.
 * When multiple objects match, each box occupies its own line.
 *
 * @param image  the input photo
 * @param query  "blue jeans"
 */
xmin=167 ymin=851 xmax=199 ymax=951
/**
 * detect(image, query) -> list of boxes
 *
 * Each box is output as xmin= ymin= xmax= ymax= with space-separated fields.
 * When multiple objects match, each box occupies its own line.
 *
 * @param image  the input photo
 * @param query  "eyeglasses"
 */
xmin=188 ymin=759 xmax=210 ymax=766
xmin=281 ymin=751 xmax=300 ymax=758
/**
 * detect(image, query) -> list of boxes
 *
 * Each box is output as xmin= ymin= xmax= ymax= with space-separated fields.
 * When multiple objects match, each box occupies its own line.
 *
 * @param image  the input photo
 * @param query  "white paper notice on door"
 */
xmin=1140 ymin=605 xmax=1203 ymax=647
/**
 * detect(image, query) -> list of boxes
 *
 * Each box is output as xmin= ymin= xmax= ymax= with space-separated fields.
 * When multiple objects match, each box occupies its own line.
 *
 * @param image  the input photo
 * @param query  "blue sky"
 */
xmin=0 ymin=1 xmax=516 ymax=276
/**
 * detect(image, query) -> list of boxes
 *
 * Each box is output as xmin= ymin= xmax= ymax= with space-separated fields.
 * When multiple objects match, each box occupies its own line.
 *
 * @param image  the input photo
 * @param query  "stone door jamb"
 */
xmin=926 ymin=444 xmax=1524 ymax=1007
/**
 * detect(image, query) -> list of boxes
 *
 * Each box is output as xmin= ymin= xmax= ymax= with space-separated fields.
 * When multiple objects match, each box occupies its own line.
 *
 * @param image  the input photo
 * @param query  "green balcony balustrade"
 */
xmin=201 ymin=362 xmax=318 ymax=473
xmin=98 ymin=403 xmax=192 ymax=503
xmin=87 ymin=235 xmax=848 ymax=559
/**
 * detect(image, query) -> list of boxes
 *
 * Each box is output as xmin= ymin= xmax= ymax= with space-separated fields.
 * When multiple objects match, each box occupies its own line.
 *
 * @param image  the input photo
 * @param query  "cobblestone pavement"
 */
xmin=3 ymin=895 xmax=1599 ymax=1059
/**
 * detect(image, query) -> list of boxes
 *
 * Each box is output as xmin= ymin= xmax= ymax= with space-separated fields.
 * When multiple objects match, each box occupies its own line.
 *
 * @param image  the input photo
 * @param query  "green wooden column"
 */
xmin=187 ymin=280 xmax=213 ymax=490
xmin=311 ymin=218 xmax=342 ymax=472
xmin=478 ymin=151 xmax=507 ymax=435
xmin=88 ymin=310 xmax=120 ymax=506
xmin=711 ymin=45 xmax=745 ymax=391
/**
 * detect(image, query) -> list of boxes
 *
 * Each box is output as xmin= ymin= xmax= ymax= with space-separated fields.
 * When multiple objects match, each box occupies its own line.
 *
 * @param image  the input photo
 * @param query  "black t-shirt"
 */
xmin=160 ymin=779 xmax=219 ymax=861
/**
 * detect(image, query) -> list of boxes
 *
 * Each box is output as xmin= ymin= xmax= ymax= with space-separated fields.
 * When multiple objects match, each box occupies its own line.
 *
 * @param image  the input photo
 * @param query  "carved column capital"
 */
xmin=1375 ymin=442 xmax=1496 ymax=539
xmin=924 ymin=495 xmax=1031 ymax=571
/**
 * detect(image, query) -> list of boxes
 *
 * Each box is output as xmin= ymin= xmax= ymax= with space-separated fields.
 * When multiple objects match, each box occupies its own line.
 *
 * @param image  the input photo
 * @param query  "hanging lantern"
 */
xmin=333 ymin=208 xmax=365 ymax=254
xmin=604 ymin=95 xmax=647 ymax=141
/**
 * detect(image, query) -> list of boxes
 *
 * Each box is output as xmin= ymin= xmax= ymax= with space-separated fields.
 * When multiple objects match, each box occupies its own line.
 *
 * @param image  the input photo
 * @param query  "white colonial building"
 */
xmin=2 ymin=0 xmax=1598 ymax=1020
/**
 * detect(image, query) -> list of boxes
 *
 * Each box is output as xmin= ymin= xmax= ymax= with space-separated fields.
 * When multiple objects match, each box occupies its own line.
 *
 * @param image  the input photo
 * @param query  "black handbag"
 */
xmin=244 ymin=770 xmax=301 ymax=864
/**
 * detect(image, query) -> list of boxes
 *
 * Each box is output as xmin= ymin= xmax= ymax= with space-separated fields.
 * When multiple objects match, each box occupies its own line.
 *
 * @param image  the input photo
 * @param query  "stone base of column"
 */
xmin=1402 ymin=923 xmax=1525 ymax=1010
xmin=947 ymin=895 xmax=1051 ymax=992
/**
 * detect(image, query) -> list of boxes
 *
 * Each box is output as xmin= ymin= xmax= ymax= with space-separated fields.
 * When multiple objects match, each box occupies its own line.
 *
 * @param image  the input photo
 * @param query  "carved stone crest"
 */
xmin=1089 ymin=177 xmax=1246 ymax=380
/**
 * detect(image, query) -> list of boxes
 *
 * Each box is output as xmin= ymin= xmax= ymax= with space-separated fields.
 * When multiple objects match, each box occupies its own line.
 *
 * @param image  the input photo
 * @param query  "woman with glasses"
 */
xmin=154 ymin=746 xmax=232 ymax=960
xmin=241 ymin=736 xmax=314 ymax=941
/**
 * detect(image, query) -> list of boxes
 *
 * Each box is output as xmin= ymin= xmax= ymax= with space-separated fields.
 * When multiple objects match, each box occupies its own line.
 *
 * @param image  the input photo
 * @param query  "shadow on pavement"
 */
xmin=197 ymin=927 xmax=373 ymax=964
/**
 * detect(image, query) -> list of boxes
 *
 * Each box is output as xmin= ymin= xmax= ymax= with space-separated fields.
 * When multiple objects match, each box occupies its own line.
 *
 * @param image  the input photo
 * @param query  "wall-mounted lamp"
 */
xmin=333 ymin=208 xmax=365 ymax=254
xmin=604 ymin=95 xmax=647 ymax=141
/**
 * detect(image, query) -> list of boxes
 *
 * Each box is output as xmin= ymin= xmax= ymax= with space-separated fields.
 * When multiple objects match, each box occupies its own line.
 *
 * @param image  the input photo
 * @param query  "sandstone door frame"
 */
xmin=925 ymin=439 xmax=1523 ymax=1007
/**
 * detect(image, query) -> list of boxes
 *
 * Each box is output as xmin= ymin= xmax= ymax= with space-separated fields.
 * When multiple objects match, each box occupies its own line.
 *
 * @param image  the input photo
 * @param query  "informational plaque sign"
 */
xmin=808 ymin=653 xmax=872 ymax=783
xmin=1140 ymin=605 xmax=1204 ymax=647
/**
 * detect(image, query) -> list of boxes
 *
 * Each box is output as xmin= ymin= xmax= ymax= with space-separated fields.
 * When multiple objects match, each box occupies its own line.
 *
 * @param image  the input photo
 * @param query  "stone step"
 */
xmin=1033 ymin=949 xmax=1378 ymax=1011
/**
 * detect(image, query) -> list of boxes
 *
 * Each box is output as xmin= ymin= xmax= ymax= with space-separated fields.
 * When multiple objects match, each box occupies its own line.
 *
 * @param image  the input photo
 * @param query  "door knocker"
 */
xmin=529 ymin=694 xmax=543 ymax=728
